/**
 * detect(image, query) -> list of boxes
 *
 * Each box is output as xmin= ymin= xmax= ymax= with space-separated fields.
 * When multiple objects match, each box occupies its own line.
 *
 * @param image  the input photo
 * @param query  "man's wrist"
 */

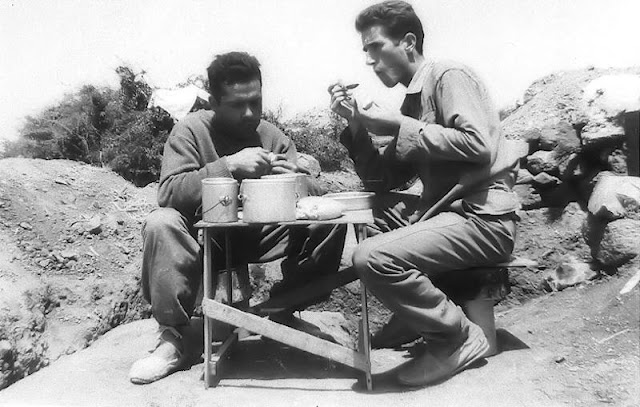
xmin=224 ymin=155 xmax=237 ymax=176
xmin=347 ymin=119 xmax=361 ymax=135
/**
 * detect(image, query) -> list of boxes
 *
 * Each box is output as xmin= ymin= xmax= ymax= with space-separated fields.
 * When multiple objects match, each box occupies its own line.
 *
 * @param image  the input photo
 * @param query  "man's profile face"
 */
xmin=212 ymin=79 xmax=262 ymax=139
xmin=360 ymin=25 xmax=409 ymax=88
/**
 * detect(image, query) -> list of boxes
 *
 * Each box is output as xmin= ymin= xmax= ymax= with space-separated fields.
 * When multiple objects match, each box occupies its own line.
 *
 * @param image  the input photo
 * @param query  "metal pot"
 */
xmin=201 ymin=177 xmax=239 ymax=223
xmin=240 ymin=178 xmax=297 ymax=223
xmin=261 ymin=173 xmax=309 ymax=198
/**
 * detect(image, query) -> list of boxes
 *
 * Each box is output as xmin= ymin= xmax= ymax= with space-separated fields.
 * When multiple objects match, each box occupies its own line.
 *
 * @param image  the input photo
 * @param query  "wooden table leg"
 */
xmin=203 ymin=228 xmax=213 ymax=388
xmin=225 ymin=230 xmax=233 ymax=305
xmin=356 ymin=224 xmax=372 ymax=390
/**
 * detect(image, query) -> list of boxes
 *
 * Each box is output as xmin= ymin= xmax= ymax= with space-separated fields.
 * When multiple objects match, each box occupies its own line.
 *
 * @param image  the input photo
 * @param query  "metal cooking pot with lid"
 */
xmin=239 ymin=178 xmax=297 ymax=223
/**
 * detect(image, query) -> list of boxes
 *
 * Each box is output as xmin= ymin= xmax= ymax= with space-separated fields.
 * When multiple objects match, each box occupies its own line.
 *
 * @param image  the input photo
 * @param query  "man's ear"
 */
xmin=401 ymin=32 xmax=417 ymax=53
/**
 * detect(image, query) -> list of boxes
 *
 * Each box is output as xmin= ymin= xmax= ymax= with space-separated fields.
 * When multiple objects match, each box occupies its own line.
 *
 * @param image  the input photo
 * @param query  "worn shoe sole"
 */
xmin=396 ymin=323 xmax=490 ymax=387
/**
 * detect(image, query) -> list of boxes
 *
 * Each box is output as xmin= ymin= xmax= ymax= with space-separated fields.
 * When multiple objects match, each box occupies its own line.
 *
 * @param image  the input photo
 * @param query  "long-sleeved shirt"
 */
xmin=157 ymin=110 xmax=298 ymax=219
xmin=340 ymin=59 xmax=520 ymax=219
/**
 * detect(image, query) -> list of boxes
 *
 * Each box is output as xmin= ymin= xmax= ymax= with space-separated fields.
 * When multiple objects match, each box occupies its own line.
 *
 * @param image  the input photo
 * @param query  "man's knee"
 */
xmin=352 ymin=238 xmax=385 ymax=282
xmin=143 ymin=207 xmax=185 ymax=237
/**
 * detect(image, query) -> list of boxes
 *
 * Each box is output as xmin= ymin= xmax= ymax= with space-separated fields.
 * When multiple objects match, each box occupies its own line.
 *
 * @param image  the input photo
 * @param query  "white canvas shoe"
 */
xmin=129 ymin=326 xmax=188 ymax=385
xmin=396 ymin=321 xmax=490 ymax=387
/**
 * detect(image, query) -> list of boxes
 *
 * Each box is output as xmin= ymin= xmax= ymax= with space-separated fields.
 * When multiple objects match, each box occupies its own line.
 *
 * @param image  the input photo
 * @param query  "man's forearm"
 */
xmin=339 ymin=126 xmax=415 ymax=192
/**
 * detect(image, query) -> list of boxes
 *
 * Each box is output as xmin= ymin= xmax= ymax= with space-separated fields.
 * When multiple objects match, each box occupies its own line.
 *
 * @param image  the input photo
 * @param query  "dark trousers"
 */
xmin=141 ymin=207 xmax=347 ymax=327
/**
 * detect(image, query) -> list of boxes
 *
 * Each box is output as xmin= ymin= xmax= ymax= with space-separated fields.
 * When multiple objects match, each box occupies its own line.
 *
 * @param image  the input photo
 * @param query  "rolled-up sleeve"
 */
xmin=395 ymin=69 xmax=496 ymax=164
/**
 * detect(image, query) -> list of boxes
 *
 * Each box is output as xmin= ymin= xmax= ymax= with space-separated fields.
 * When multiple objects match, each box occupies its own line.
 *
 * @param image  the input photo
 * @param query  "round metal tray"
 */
xmin=324 ymin=191 xmax=375 ymax=211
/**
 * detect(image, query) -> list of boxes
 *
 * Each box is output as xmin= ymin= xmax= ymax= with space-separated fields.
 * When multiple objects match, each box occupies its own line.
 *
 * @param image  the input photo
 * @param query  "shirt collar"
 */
xmin=406 ymin=59 xmax=433 ymax=95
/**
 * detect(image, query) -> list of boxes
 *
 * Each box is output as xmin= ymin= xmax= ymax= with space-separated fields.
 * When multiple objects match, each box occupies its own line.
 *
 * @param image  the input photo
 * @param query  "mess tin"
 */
xmin=261 ymin=173 xmax=309 ymax=199
xmin=239 ymin=177 xmax=297 ymax=223
xmin=201 ymin=177 xmax=239 ymax=223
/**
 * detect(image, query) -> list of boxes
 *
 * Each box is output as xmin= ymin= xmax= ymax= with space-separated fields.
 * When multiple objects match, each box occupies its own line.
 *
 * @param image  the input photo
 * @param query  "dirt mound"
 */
xmin=0 ymin=158 xmax=154 ymax=389
xmin=502 ymin=66 xmax=640 ymax=140
xmin=0 ymin=158 xmax=369 ymax=389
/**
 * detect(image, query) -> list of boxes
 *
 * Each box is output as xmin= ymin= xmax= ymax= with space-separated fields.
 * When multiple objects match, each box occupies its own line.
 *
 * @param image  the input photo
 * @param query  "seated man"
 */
xmin=328 ymin=1 xmax=519 ymax=386
xmin=130 ymin=51 xmax=346 ymax=384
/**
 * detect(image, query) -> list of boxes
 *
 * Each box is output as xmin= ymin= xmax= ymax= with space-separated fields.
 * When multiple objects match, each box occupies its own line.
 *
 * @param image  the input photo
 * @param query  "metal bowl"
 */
xmin=324 ymin=191 xmax=375 ymax=211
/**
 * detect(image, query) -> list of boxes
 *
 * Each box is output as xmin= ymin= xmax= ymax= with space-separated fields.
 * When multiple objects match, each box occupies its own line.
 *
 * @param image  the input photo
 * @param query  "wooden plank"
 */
xmin=202 ymin=298 xmax=368 ymax=372
xmin=195 ymin=209 xmax=374 ymax=229
xmin=211 ymin=330 xmax=239 ymax=378
xmin=356 ymin=224 xmax=373 ymax=390
xmin=203 ymin=230 xmax=213 ymax=388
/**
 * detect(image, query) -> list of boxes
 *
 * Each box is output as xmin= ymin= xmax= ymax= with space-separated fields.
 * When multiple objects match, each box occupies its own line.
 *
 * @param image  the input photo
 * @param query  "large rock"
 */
xmin=583 ymin=74 xmax=640 ymax=119
xmin=296 ymin=152 xmax=321 ymax=178
xmin=526 ymin=150 xmax=557 ymax=175
xmin=539 ymin=121 xmax=581 ymax=152
xmin=583 ymin=216 xmax=640 ymax=267
xmin=579 ymin=121 xmax=626 ymax=146
xmin=557 ymin=152 xmax=585 ymax=180
xmin=587 ymin=173 xmax=640 ymax=220
xmin=581 ymin=74 xmax=640 ymax=146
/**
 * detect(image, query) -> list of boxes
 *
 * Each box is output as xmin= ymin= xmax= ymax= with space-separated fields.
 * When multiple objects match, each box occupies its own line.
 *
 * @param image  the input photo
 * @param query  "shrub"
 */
xmin=4 ymin=66 xmax=172 ymax=186
xmin=262 ymin=107 xmax=350 ymax=171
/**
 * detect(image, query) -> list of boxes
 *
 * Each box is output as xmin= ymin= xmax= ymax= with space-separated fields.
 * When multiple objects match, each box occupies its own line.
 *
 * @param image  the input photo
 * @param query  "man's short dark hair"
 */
xmin=207 ymin=51 xmax=262 ymax=101
xmin=355 ymin=1 xmax=424 ymax=54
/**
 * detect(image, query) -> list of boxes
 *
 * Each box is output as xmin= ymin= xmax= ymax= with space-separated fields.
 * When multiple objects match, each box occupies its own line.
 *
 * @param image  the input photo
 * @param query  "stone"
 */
xmin=296 ymin=152 xmax=321 ymax=178
xmin=516 ymin=168 xmax=534 ymax=184
xmin=0 ymin=340 xmax=13 ymax=362
xmin=587 ymin=173 xmax=640 ymax=220
xmin=538 ymin=121 xmax=580 ymax=152
xmin=532 ymin=172 xmax=561 ymax=187
xmin=60 ymin=250 xmax=79 ymax=260
xmin=580 ymin=121 xmax=626 ymax=147
xmin=583 ymin=74 xmax=640 ymax=120
xmin=521 ymin=128 xmax=542 ymax=149
xmin=38 ymin=259 xmax=52 ymax=268
xmin=583 ymin=217 xmax=640 ymax=267
xmin=607 ymin=148 xmax=628 ymax=174
xmin=526 ymin=150 xmax=558 ymax=175
xmin=557 ymin=153 xmax=584 ymax=180
xmin=85 ymin=216 xmax=102 ymax=235
xmin=542 ymin=256 xmax=599 ymax=291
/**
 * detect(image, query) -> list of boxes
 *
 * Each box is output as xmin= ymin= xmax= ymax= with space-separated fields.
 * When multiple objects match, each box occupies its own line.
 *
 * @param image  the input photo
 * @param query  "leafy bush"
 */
xmin=3 ymin=66 xmax=172 ymax=186
xmin=263 ymin=107 xmax=350 ymax=171
xmin=4 ymin=67 xmax=352 ymax=186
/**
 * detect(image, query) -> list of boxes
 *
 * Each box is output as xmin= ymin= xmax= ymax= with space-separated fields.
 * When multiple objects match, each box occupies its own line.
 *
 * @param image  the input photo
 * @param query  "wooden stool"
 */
xmin=432 ymin=257 xmax=535 ymax=356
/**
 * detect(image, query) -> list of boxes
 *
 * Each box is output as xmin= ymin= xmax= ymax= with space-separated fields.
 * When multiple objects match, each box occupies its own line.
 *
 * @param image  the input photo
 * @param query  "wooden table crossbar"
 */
xmin=195 ymin=210 xmax=374 ymax=390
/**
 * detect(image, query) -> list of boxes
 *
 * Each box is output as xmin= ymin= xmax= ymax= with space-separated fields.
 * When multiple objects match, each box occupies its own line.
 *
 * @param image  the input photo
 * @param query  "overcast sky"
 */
xmin=1 ymin=0 xmax=639 ymax=142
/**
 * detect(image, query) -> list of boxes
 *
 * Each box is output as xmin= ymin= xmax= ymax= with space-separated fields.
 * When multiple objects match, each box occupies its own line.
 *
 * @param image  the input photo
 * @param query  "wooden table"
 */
xmin=194 ymin=209 xmax=374 ymax=390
